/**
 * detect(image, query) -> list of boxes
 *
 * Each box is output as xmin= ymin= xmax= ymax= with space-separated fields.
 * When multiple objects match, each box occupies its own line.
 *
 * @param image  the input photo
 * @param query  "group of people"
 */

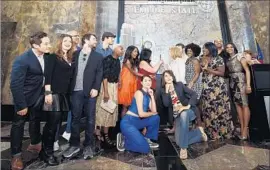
xmin=9 ymin=29 xmax=260 ymax=170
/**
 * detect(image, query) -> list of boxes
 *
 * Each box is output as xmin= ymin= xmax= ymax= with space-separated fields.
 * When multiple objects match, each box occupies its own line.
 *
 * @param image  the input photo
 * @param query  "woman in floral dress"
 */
xmin=200 ymin=42 xmax=234 ymax=140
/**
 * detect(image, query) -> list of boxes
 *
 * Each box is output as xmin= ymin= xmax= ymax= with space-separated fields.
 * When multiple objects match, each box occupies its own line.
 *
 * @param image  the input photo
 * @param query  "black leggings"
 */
xmin=42 ymin=111 xmax=66 ymax=156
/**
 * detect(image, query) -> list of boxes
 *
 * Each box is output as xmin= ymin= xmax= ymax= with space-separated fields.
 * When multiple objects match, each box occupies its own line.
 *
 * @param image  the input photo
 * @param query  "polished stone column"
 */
xmin=95 ymin=1 xmax=119 ymax=41
xmin=225 ymin=1 xmax=257 ymax=52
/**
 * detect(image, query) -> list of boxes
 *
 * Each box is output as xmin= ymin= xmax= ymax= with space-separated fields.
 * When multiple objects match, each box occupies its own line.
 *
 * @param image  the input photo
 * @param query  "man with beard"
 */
xmin=63 ymin=33 xmax=103 ymax=160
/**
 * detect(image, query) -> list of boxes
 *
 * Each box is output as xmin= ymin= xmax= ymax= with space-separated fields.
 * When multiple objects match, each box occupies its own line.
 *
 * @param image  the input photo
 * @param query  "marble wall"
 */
xmin=1 ymin=1 xmax=96 ymax=104
xmin=226 ymin=1 xmax=270 ymax=63
xmin=226 ymin=1 xmax=257 ymax=54
xmin=247 ymin=1 xmax=269 ymax=64
xmin=95 ymin=1 xmax=119 ymax=41
xmin=124 ymin=1 xmax=222 ymax=65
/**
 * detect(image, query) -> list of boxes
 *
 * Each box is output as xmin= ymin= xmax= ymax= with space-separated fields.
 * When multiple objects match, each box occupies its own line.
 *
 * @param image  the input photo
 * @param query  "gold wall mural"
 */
xmin=1 ymin=1 xmax=96 ymax=104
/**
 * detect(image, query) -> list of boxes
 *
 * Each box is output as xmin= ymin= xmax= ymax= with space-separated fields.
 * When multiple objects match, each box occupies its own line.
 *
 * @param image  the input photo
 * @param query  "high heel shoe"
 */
xmin=238 ymin=127 xmax=249 ymax=141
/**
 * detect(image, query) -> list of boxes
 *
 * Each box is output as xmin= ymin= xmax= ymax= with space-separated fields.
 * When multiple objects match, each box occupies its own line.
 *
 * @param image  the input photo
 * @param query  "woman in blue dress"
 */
xmin=117 ymin=75 xmax=160 ymax=153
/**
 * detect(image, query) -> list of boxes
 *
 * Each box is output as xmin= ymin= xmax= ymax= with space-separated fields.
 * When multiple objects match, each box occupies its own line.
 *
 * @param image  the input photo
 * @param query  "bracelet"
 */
xmin=44 ymin=91 xmax=52 ymax=95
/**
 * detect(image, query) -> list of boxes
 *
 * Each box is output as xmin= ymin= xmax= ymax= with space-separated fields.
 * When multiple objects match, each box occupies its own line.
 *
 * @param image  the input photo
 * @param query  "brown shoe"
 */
xmin=11 ymin=156 xmax=23 ymax=170
xmin=27 ymin=143 xmax=42 ymax=153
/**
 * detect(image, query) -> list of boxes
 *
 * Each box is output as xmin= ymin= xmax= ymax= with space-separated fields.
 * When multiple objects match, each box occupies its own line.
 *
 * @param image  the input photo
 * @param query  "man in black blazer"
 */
xmin=63 ymin=33 xmax=103 ymax=160
xmin=10 ymin=31 xmax=51 ymax=170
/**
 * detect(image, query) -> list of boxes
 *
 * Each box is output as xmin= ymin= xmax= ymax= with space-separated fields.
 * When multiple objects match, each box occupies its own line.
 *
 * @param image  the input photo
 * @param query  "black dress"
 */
xmin=43 ymin=53 xmax=75 ymax=111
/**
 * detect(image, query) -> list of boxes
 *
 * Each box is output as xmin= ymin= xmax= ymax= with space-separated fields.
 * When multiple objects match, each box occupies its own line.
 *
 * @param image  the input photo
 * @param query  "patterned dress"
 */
xmin=200 ymin=56 xmax=233 ymax=140
xmin=185 ymin=57 xmax=202 ymax=99
xmin=226 ymin=54 xmax=248 ymax=106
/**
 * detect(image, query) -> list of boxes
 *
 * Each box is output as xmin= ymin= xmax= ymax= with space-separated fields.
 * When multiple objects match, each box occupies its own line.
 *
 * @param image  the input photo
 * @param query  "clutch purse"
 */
xmin=100 ymin=99 xmax=117 ymax=114
xmin=43 ymin=94 xmax=60 ymax=111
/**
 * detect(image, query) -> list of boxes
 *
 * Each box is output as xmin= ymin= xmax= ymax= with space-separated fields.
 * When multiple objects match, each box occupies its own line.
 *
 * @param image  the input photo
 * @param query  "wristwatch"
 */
xmin=45 ymin=91 xmax=52 ymax=95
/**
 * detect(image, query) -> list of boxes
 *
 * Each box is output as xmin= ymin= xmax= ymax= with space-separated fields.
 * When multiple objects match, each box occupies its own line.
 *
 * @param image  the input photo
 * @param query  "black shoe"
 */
xmin=62 ymin=146 xmax=80 ymax=158
xmin=83 ymin=146 xmax=94 ymax=160
xmin=103 ymin=133 xmax=116 ymax=149
xmin=39 ymin=150 xmax=59 ymax=166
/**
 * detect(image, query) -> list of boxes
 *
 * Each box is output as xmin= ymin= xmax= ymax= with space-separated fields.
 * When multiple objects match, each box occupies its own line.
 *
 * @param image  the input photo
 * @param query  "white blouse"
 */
xmin=168 ymin=56 xmax=188 ymax=84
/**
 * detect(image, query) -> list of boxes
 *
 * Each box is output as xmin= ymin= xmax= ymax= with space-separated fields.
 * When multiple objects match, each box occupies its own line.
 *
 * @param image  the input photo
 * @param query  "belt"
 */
xmin=126 ymin=111 xmax=139 ymax=117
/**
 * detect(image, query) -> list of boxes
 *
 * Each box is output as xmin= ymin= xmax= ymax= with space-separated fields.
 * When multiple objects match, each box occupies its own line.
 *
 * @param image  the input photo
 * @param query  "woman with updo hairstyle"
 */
xmin=117 ymin=75 xmax=160 ymax=153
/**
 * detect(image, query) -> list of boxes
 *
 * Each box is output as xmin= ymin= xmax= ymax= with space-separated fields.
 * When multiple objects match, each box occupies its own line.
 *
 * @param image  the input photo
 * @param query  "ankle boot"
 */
xmin=102 ymin=133 xmax=116 ymax=149
xmin=39 ymin=149 xmax=59 ymax=166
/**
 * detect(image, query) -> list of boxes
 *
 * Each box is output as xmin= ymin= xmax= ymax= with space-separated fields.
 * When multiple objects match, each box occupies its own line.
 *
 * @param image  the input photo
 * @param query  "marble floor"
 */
xmin=1 ymin=122 xmax=270 ymax=170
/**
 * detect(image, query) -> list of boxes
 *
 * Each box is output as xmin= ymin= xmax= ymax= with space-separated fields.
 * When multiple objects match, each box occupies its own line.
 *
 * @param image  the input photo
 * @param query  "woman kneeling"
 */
xmin=118 ymin=75 xmax=160 ymax=154
xmin=161 ymin=70 xmax=207 ymax=159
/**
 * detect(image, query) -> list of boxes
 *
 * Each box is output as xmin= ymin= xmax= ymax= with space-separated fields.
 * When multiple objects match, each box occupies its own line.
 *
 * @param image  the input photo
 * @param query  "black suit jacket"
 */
xmin=161 ymin=82 xmax=198 ymax=113
xmin=70 ymin=50 xmax=103 ymax=96
xmin=10 ymin=49 xmax=45 ymax=111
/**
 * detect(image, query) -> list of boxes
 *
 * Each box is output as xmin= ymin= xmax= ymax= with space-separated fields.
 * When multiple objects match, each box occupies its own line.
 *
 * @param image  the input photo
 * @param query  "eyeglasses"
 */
xmin=72 ymin=35 xmax=80 ymax=38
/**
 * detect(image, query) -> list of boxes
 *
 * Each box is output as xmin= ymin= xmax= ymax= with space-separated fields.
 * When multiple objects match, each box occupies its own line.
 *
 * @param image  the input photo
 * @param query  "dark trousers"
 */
xmin=69 ymin=91 xmax=97 ymax=148
xmin=42 ymin=111 xmax=65 ymax=156
xmin=11 ymin=106 xmax=41 ymax=156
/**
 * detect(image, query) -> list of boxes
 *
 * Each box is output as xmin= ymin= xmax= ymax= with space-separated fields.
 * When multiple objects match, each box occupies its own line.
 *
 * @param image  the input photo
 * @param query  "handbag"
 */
xmin=43 ymin=94 xmax=60 ymax=111
xmin=100 ymin=99 xmax=117 ymax=114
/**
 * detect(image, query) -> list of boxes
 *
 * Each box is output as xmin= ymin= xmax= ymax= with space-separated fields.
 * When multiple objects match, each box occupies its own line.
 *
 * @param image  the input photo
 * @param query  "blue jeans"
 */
xmin=69 ymin=91 xmax=97 ymax=147
xmin=175 ymin=109 xmax=202 ymax=149
xmin=120 ymin=114 xmax=160 ymax=154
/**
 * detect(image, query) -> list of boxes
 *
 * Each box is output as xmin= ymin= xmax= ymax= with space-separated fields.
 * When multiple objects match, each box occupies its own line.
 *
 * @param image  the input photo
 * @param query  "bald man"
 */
xmin=67 ymin=30 xmax=81 ymax=51
xmin=214 ymin=38 xmax=224 ymax=55
xmin=95 ymin=44 xmax=124 ymax=149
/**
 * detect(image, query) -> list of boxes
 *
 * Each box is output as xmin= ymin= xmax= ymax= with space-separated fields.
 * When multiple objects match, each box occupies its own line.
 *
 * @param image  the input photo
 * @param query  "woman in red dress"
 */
xmin=137 ymin=48 xmax=163 ymax=90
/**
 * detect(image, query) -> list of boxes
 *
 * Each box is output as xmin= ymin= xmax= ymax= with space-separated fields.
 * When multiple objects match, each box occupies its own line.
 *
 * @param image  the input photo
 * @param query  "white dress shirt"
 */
xmin=32 ymin=49 xmax=45 ymax=85
xmin=168 ymin=56 xmax=188 ymax=84
xmin=32 ymin=49 xmax=44 ymax=72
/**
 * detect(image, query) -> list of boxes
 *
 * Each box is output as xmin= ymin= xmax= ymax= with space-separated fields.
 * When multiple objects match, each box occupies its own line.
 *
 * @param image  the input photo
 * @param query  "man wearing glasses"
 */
xmin=67 ymin=30 xmax=81 ymax=51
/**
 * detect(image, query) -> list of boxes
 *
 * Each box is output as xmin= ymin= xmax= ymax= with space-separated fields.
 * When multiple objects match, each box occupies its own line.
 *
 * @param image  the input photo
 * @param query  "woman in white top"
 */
xmin=165 ymin=46 xmax=188 ymax=134
xmin=168 ymin=46 xmax=188 ymax=84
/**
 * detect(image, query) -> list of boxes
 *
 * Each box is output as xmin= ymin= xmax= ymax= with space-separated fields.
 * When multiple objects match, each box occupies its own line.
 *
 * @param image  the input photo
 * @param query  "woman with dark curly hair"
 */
xmin=185 ymin=43 xmax=203 ymax=126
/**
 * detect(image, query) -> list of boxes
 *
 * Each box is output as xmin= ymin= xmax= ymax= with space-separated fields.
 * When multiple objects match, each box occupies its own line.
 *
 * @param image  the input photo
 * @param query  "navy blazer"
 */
xmin=161 ymin=82 xmax=198 ymax=113
xmin=70 ymin=50 xmax=103 ymax=96
xmin=10 ymin=49 xmax=45 ymax=111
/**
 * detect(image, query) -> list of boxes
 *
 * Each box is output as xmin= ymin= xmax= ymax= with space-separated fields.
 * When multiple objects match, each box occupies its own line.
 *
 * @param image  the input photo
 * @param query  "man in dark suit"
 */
xmin=10 ymin=31 xmax=51 ymax=170
xmin=63 ymin=33 xmax=103 ymax=160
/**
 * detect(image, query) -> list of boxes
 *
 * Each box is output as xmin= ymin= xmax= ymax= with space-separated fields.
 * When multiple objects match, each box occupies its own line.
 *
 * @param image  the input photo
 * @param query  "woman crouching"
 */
xmin=160 ymin=70 xmax=207 ymax=159
xmin=117 ymin=75 xmax=160 ymax=153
